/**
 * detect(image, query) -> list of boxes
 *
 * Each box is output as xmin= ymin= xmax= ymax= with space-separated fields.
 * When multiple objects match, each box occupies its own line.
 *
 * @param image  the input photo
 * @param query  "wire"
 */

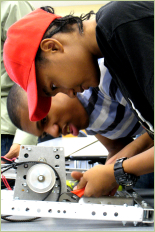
xmin=1 ymin=160 xmax=62 ymax=222
xmin=1 ymin=156 xmax=16 ymax=162
xmin=1 ymin=175 xmax=12 ymax=190
xmin=1 ymin=215 xmax=40 ymax=223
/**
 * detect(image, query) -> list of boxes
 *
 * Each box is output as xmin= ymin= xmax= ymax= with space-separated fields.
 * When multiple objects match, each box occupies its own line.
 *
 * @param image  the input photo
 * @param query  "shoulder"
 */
xmin=1 ymin=1 xmax=34 ymax=21
xmin=96 ymin=2 xmax=154 ymax=39
xmin=1 ymin=1 xmax=34 ymax=42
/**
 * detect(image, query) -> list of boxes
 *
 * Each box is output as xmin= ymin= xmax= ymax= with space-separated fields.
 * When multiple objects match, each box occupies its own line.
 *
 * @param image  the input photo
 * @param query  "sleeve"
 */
xmin=1 ymin=1 xmax=34 ymax=42
xmin=13 ymin=129 xmax=38 ymax=145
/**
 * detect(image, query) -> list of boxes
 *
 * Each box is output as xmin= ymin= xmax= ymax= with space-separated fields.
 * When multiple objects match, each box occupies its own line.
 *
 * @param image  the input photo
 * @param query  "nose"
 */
xmin=63 ymin=89 xmax=76 ymax=98
xmin=44 ymin=124 xmax=60 ymax=137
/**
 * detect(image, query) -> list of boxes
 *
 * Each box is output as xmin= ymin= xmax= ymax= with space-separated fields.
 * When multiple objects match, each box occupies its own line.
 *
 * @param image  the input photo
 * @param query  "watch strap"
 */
xmin=114 ymin=157 xmax=138 ymax=190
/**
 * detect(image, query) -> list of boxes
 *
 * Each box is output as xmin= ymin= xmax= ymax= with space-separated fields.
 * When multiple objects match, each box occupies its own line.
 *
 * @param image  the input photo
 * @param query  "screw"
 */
xmin=141 ymin=201 xmax=147 ymax=207
xmin=133 ymin=221 xmax=138 ymax=226
xmin=38 ymin=157 xmax=46 ymax=162
xmin=123 ymin=204 xmax=128 ymax=207
xmin=134 ymin=204 xmax=139 ymax=207
xmin=122 ymin=221 xmax=126 ymax=226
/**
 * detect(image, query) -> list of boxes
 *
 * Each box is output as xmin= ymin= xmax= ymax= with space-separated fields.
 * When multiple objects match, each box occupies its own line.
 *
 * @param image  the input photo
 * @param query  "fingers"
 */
xmin=109 ymin=186 xmax=118 ymax=196
xmin=71 ymin=171 xmax=83 ymax=180
xmin=71 ymin=172 xmax=87 ymax=192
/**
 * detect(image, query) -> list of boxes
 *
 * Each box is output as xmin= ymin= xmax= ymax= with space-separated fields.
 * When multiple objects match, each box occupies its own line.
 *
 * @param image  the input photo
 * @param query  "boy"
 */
xmin=3 ymin=2 xmax=153 ymax=134
xmin=7 ymin=83 xmax=153 ymax=189
xmin=4 ymin=2 xmax=154 ymax=195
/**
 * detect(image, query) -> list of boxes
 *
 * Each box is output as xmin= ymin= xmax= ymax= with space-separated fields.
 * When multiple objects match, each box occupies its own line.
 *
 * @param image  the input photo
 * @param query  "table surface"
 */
xmin=1 ymin=217 xmax=154 ymax=231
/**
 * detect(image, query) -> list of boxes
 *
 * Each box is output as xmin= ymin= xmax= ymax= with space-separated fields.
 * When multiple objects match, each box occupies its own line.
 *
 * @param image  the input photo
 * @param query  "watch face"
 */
xmin=117 ymin=157 xmax=127 ymax=163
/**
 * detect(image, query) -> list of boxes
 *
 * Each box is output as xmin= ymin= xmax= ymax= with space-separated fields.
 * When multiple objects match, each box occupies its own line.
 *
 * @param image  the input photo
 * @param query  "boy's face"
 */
xmin=21 ymin=93 xmax=89 ymax=138
xmin=36 ymin=39 xmax=100 ymax=99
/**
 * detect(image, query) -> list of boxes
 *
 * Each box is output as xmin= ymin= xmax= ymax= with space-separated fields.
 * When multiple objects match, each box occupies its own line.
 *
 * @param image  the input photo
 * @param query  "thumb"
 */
xmin=76 ymin=176 xmax=87 ymax=190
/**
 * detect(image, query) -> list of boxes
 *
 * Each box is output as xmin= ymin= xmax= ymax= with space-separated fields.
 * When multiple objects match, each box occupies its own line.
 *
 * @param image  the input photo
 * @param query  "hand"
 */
xmin=71 ymin=164 xmax=119 ymax=197
xmin=1 ymin=143 xmax=20 ymax=164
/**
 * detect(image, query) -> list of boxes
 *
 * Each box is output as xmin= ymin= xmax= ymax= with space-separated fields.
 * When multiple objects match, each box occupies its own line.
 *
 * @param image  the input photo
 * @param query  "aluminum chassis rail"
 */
xmin=1 ymin=145 xmax=154 ymax=226
xmin=1 ymin=188 xmax=154 ymax=226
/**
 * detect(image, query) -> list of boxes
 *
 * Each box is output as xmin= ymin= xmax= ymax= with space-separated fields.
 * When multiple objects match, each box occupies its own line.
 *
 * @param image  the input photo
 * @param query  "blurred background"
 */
xmin=29 ymin=1 xmax=110 ymax=16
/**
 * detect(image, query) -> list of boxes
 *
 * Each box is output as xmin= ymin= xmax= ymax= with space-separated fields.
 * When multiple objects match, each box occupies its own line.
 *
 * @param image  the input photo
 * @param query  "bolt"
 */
xmin=141 ymin=201 xmax=147 ymax=207
xmin=122 ymin=221 xmax=126 ymax=226
xmin=38 ymin=175 xmax=45 ymax=182
xmin=123 ymin=204 xmax=128 ymax=207
xmin=132 ymin=192 xmax=137 ymax=198
xmin=133 ymin=221 xmax=138 ymax=226
xmin=26 ymin=147 xmax=32 ymax=151
xmin=38 ymin=157 xmax=46 ymax=162
xmin=53 ymin=148 xmax=58 ymax=152
xmin=134 ymin=204 xmax=139 ymax=207
xmin=23 ymin=183 xmax=27 ymax=187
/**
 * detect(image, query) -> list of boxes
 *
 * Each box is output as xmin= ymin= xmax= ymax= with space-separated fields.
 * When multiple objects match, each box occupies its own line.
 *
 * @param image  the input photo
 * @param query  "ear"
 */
xmin=40 ymin=38 xmax=64 ymax=53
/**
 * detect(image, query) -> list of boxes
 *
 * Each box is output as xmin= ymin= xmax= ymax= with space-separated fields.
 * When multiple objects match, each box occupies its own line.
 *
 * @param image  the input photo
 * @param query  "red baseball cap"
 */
xmin=3 ymin=8 xmax=61 ymax=121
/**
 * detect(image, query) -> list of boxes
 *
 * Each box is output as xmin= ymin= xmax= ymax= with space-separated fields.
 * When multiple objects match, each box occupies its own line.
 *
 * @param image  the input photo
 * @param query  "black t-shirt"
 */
xmin=96 ymin=1 xmax=154 ymax=138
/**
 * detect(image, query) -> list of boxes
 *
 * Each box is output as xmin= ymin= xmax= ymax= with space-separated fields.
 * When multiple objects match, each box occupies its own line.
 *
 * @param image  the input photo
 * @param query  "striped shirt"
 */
xmin=77 ymin=59 xmax=145 ymax=139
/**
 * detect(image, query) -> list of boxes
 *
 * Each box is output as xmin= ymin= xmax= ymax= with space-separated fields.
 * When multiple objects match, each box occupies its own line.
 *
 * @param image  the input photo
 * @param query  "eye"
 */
xmin=41 ymin=117 xmax=47 ymax=125
xmin=51 ymin=84 xmax=57 ymax=91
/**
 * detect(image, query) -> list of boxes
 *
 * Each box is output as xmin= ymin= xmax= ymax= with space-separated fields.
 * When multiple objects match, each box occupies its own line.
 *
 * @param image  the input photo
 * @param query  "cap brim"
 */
xmin=27 ymin=62 xmax=51 ymax=121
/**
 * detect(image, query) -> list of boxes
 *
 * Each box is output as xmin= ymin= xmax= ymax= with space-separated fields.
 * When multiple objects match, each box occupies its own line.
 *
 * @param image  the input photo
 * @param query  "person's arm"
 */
xmin=106 ymin=132 xmax=154 ymax=164
xmin=95 ymin=134 xmax=133 ymax=161
xmin=1 ymin=129 xmax=38 ymax=163
xmin=1 ymin=2 xmax=35 ymax=164
xmin=1 ymin=1 xmax=34 ymax=42
xmin=71 ymin=146 xmax=154 ymax=197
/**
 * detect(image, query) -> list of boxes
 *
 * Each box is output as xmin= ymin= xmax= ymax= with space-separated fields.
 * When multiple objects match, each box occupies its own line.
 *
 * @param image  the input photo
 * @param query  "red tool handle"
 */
xmin=71 ymin=187 xmax=85 ymax=198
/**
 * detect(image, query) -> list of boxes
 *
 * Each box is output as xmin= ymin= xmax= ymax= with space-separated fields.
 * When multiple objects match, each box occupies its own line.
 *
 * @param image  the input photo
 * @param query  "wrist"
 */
xmin=114 ymin=157 xmax=139 ymax=190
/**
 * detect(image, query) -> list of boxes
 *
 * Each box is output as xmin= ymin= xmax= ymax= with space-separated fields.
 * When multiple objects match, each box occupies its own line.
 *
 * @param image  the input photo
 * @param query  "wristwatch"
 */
xmin=114 ymin=157 xmax=139 ymax=190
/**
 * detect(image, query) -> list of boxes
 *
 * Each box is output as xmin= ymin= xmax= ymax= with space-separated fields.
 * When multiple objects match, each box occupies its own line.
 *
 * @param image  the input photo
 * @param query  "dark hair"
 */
xmin=7 ymin=84 xmax=27 ymax=130
xmin=35 ymin=6 xmax=95 ymax=63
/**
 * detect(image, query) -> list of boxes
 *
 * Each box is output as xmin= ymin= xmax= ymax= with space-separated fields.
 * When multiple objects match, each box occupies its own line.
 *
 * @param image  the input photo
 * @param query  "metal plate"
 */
xmin=13 ymin=146 xmax=67 ymax=201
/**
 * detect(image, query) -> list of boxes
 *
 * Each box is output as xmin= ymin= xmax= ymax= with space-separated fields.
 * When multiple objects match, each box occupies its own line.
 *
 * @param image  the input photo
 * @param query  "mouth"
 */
xmin=62 ymin=124 xmax=79 ymax=136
